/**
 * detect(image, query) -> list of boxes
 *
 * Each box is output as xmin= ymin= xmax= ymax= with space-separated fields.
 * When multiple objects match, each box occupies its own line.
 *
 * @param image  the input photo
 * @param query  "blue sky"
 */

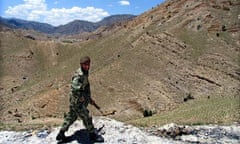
xmin=0 ymin=0 xmax=165 ymax=26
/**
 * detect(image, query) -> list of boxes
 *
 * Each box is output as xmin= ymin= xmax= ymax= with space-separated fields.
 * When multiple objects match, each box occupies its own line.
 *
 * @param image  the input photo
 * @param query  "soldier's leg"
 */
xmin=78 ymin=106 xmax=104 ymax=142
xmin=56 ymin=107 xmax=77 ymax=141
xmin=61 ymin=108 xmax=78 ymax=132
xmin=78 ymin=106 xmax=94 ymax=133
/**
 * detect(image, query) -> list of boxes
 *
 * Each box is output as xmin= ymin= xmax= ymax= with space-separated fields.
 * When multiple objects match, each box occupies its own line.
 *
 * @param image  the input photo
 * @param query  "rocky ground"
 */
xmin=0 ymin=117 xmax=239 ymax=144
xmin=145 ymin=122 xmax=240 ymax=144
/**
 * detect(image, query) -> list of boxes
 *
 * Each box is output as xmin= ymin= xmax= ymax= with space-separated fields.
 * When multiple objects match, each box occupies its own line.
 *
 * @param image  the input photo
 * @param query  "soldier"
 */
xmin=56 ymin=56 xmax=103 ymax=142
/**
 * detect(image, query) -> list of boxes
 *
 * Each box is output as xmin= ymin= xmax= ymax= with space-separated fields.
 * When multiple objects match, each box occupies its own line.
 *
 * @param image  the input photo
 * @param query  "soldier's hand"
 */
xmin=90 ymin=99 xmax=95 ymax=105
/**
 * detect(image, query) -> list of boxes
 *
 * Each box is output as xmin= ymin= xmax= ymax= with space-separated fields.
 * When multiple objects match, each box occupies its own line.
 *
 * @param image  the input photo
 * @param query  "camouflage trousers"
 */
xmin=60 ymin=103 xmax=94 ymax=133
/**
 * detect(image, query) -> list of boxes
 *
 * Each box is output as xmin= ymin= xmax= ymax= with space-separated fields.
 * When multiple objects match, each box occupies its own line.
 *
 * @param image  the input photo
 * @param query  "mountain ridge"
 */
xmin=0 ymin=14 xmax=136 ymax=35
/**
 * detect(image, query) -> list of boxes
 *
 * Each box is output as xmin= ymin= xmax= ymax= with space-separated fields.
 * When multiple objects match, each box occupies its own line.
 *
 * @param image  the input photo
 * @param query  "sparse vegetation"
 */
xmin=128 ymin=96 xmax=240 ymax=127
xmin=143 ymin=109 xmax=153 ymax=117
xmin=176 ymin=30 xmax=208 ymax=60
xmin=61 ymin=39 xmax=73 ymax=43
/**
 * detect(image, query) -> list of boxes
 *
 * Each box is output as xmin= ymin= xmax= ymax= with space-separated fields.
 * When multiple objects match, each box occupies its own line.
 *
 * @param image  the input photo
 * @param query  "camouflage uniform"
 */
xmin=60 ymin=67 xmax=94 ymax=133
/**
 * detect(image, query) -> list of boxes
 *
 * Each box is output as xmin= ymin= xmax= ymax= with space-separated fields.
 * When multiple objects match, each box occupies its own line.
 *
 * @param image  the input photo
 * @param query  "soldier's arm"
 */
xmin=90 ymin=98 xmax=101 ymax=109
xmin=71 ymin=76 xmax=86 ymax=102
xmin=71 ymin=76 xmax=82 ymax=90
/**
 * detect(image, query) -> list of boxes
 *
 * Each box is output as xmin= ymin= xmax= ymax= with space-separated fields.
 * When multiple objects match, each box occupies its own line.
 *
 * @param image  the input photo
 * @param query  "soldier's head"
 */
xmin=80 ymin=56 xmax=91 ymax=71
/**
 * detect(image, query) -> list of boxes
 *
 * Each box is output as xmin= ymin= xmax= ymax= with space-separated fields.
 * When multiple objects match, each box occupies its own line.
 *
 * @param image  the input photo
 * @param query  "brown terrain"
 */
xmin=0 ymin=0 xmax=239 ymax=130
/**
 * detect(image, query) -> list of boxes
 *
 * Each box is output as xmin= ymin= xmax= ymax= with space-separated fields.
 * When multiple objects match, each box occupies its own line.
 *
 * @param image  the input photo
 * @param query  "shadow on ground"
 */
xmin=57 ymin=129 xmax=104 ymax=144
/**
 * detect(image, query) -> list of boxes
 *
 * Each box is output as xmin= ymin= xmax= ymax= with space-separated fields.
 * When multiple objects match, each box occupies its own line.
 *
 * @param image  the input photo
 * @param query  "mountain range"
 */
xmin=0 ymin=14 xmax=136 ymax=35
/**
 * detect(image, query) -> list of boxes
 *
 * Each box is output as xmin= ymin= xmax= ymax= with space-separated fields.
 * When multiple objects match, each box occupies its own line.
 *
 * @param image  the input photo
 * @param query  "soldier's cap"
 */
xmin=80 ymin=56 xmax=91 ymax=64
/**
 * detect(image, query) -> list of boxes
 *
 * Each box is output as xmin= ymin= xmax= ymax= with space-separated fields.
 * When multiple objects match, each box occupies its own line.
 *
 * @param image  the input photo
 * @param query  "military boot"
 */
xmin=56 ymin=130 xmax=66 ymax=141
xmin=89 ymin=132 xmax=104 ymax=142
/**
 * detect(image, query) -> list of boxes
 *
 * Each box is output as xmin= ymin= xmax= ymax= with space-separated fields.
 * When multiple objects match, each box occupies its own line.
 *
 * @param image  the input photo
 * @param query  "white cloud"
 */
xmin=5 ymin=0 xmax=47 ymax=21
xmin=44 ymin=7 xmax=109 ymax=26
xmin=4 ymin=0 xmax=110 ymax=26
xmin=118 ymin=0 xmax=130 ymax=6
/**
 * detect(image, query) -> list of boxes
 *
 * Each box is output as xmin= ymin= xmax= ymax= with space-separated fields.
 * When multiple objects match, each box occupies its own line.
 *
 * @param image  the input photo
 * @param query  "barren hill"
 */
xmin=0 ymin=0 xmax=239 ymax=130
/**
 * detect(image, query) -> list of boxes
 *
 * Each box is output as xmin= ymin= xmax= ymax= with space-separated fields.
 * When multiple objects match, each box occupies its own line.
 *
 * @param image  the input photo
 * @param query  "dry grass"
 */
xmin=127 ymin=96 xmax=240 ymax=127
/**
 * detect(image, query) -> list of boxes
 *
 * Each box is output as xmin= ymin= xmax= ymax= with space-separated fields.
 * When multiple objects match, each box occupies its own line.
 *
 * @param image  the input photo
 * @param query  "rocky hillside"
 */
xmin=0 ymin=0 xmax=239 ymax=130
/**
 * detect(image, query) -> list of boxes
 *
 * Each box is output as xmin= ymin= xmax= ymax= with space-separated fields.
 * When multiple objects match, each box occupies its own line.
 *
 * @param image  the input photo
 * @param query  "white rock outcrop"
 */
xmin=0 ymin=117 xmax=239 ymax=144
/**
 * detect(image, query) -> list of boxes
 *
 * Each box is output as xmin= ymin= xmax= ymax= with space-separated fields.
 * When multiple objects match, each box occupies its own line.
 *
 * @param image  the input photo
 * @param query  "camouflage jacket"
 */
xmin=70 ymin=67 xmax=91 ymax=107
